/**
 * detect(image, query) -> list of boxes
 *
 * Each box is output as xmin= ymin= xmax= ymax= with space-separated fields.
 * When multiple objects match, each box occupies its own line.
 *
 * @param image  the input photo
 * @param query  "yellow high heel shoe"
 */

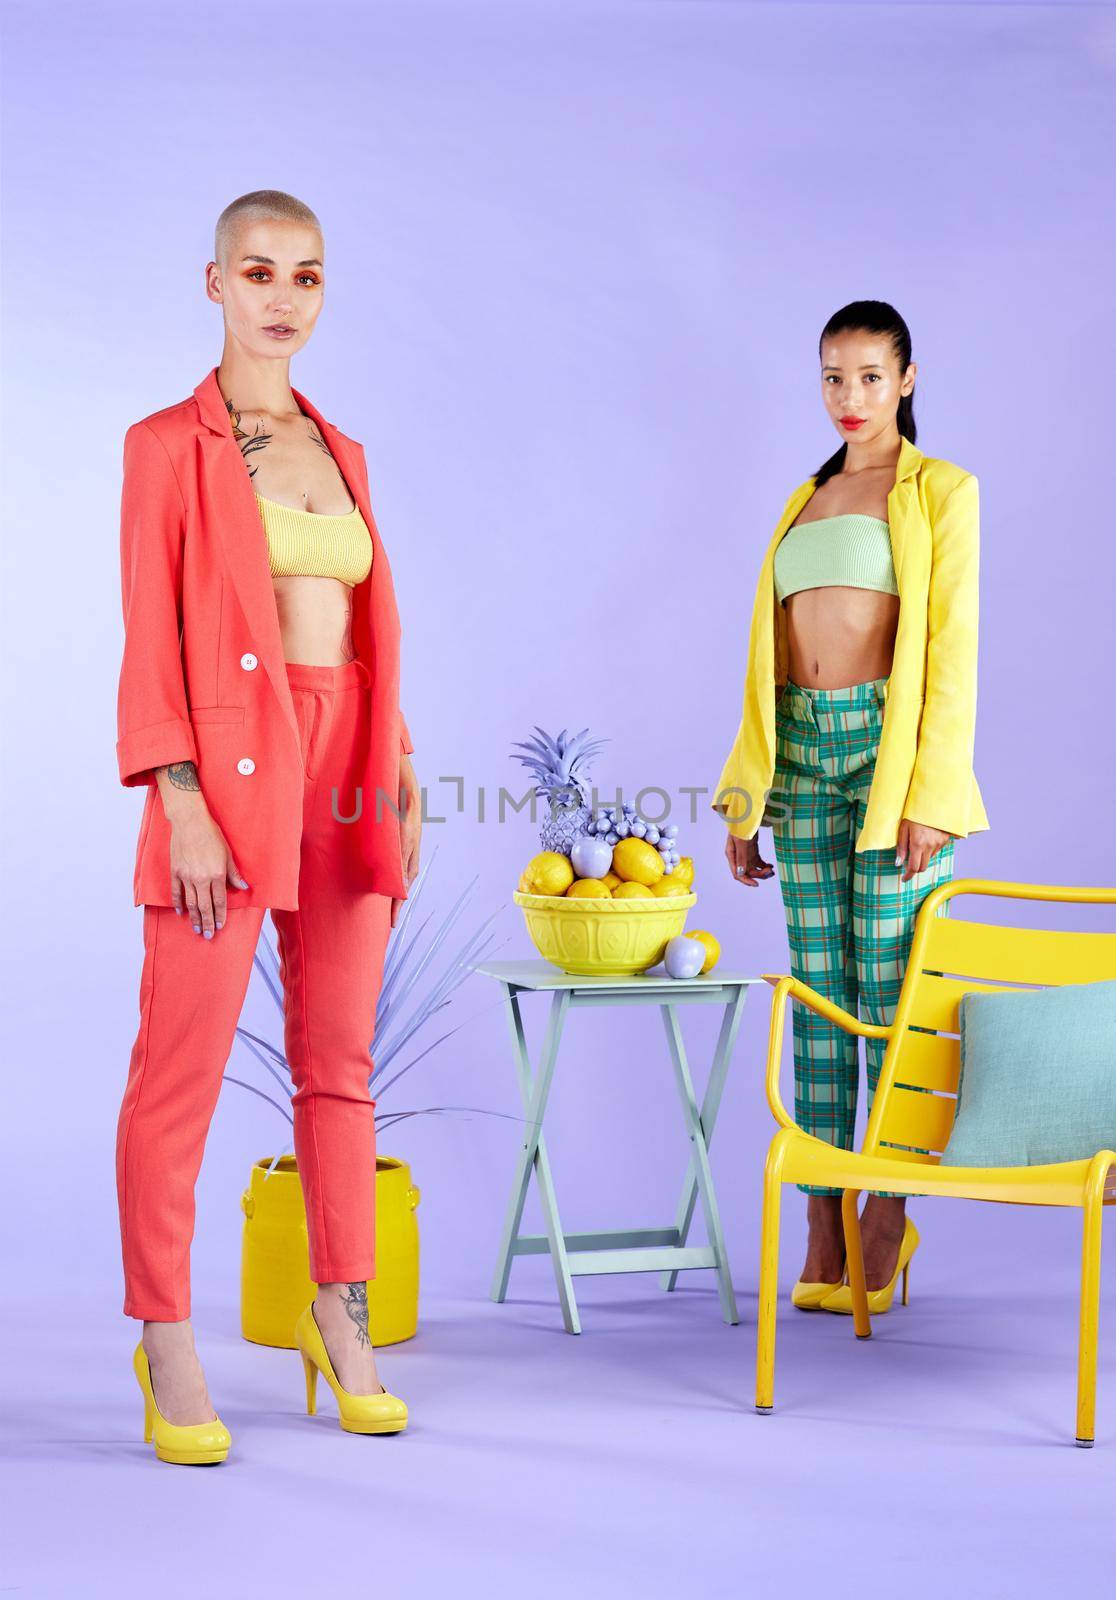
xmin=132 ymin=1342 xmax=231 ymax=1465
xmin=294 ymin=1302 xmax=408 ymax=1435
xmin=820 ymin=1218 xmax=920 ymax=1316
xmin=791 ymin=1276 xmax=846 ymax=1311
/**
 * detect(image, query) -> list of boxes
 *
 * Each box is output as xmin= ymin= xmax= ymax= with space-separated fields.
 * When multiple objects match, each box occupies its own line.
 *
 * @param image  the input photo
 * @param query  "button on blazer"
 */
xmin=116 ymin=366 xmax=414 ymax=909
xmin=712 ymin=434 xmax=990 ymax=848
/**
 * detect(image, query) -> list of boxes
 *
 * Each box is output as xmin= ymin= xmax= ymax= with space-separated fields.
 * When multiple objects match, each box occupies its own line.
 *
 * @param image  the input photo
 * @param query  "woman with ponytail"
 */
xmin=712 ymin=301 xmax=988 ymax=1314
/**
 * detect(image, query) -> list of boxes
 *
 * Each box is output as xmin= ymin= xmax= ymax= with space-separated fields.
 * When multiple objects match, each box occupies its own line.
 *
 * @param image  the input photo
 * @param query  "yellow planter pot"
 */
xmin=513 ymin=888 xmax=698 ymax=976
xmin=240 ymin=1154 xmax=420 ymax=1349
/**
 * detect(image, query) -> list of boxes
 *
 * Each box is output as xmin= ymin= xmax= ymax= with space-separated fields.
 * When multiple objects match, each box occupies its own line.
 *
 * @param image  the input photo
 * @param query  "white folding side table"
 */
xmin=476 ymin=959 xmax=760 ymax=1334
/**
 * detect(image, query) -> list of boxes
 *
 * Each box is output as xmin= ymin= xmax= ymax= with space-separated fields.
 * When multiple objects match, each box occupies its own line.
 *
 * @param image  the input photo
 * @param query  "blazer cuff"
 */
xmin=117 ymin=717 xmax=198 ymax=788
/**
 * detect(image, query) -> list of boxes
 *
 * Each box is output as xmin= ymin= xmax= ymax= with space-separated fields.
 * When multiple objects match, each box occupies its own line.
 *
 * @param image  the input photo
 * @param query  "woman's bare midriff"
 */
xmin=273 ymin=574 xmax=359 ymax=667
xmin=783 ymin=585 xmax=900 ymax=689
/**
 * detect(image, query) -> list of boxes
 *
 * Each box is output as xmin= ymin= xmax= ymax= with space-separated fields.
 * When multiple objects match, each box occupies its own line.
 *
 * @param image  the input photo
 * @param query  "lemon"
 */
xmin=612 ymin=837 xmax=665 ymax=887
xmin=650 ymin=874 xmax=690 ymax=897
xmin=612 ymin=880 xmax=654 ymax=898
xmin=601 ymin=871 xmax=622 ymax=891
xmin=522 ymin=851 xmax=575 ymax=896
xmin=673 ymin=856 xmax=695 ymax=887
xmin=566 ymin=877 xmax=611 ymax=899
xmin=687 ymin=929 xmax=721 ymax=974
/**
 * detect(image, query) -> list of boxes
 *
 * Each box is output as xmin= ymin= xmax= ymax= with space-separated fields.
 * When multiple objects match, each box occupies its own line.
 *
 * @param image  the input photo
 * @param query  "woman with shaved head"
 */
xmin=114 ymin=189 xmax=420 ymax=1463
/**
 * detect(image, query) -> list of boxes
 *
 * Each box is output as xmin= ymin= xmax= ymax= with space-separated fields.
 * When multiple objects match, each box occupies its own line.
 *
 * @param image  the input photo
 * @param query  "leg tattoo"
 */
xmin=341 ymin=1283 xmax=371 ymax=1350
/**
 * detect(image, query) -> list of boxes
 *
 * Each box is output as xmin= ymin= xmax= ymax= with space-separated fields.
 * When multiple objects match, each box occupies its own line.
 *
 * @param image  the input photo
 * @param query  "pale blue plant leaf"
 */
xmin=371 ymin=989 xmax=513 ymax=1098
xmin=222 ymin=1075 xmax=294 ymax=1124
xmin=262 ymin=1148 xmax=293 ymax=1177
xmin=371 ymin=904 xmax=503 ymax=1072
xmin=233 ymin=1027 xmax=294 ymax=1102
xmin=378 ymin=848 xmax=441 ymax=1009
xmin=378 ymin=877 xmax=485 ymax=1035
xmin=250 ymin=938 xmax=284 ymax=1011
xmin=228 ymin=852 xmax=507 ymax=1139
xmin=374 ymin=1104 xmax=521 ymax=1130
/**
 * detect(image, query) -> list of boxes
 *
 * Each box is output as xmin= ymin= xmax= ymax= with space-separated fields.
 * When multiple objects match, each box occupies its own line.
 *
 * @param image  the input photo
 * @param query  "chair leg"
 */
xmin=841 ymin=1189 xmax=872 ymax=1341
xmin=755 ymin=1150 xmax=783 ymax=1414
xmin=1076 ymin=1190 xmax=1104 ymax=1447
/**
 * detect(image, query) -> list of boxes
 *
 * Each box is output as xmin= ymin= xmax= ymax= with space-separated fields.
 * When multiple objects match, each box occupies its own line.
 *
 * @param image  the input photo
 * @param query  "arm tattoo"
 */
xmin=341 ymin=1282 xmax=371 ymax=1349
xmin=166 ymin=761 xmax=201 ymax=791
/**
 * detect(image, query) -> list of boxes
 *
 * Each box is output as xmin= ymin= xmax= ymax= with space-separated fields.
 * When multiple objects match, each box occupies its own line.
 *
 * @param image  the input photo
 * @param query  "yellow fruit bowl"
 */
xmin=513 ymin=888 xmax=698 ymax=977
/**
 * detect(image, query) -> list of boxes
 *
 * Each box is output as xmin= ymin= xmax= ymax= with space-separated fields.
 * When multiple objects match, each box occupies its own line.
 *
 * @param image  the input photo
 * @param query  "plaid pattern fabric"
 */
xmin=768 ymin=678 xmax=955 ymax=1196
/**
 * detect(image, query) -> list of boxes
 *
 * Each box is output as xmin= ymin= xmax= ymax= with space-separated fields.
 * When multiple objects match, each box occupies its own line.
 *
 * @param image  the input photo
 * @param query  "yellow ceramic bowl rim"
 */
xmin=513 ymin=889 xmax=697 ymax=911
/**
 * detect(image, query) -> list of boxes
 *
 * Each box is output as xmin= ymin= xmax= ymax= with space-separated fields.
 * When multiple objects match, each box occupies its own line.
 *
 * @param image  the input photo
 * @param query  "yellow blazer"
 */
xmin=712 ymin=434 xmax=990 ymax=849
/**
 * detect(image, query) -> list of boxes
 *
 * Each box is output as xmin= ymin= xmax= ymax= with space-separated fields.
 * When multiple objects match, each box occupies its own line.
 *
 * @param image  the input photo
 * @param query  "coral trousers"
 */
xmin=768 ymin=678 xmax=955 ymax=1197
xmin=116 ymin=657 xmax=392 ymax=1321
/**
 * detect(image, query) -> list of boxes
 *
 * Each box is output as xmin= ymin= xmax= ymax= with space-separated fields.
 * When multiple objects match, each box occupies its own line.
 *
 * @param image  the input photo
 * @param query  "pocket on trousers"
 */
xmin=190 ymin=706 xmax=246 ymax=725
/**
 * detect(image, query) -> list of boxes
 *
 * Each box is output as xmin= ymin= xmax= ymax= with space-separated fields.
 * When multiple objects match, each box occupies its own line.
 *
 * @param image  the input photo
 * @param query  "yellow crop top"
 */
xmin=255 ymin=491 xmax=373 ymax=587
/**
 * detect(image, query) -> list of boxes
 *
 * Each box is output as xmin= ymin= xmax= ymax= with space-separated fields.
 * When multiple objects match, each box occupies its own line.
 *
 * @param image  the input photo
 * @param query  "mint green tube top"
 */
xmin=773 ymin=513 xmax=898 ymax=604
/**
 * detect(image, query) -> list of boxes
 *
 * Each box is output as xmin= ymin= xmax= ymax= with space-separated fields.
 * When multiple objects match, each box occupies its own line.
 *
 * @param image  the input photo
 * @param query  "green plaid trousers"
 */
xmin=766 ymin=677 xmax=954 ymax=1196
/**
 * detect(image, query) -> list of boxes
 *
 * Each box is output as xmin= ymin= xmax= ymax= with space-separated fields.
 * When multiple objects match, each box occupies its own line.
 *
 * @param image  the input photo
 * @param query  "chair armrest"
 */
xmin=761 ymin=974 xmax=894 ymax=1132
xmin=1086 ymin=1150 xmax=1116 ymax=1204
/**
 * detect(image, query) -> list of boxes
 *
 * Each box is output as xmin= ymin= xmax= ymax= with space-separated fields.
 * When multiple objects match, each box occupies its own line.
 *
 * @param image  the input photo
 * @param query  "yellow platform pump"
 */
xmin=132 ymin=1342 xmax=231 ymax=1465
xmin=820 ymin=1217 xmax=919 ymax=1316
xmin=294 ymin=1302 xmax=408 ymax=1435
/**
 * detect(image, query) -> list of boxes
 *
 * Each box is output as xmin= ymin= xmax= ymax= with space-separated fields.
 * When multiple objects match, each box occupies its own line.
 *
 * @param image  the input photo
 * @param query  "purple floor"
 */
xmin=6 ymin=1257 xmax=1112 ymax=1597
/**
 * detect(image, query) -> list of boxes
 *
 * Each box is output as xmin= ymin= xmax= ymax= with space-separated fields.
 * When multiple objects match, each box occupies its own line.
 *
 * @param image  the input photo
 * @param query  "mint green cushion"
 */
xmin=940 ymin=978 xmax=1116 ymax=1168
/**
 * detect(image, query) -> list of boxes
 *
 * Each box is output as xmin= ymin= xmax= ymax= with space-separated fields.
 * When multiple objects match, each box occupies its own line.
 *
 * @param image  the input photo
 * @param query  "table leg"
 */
xmin=660 ymin=986 xmax=748 ymax=1295
xmin=489 ymin=987 xmax=581 ymax=1333
xmin=660 ymin=1001 xmax=741 ymax=1324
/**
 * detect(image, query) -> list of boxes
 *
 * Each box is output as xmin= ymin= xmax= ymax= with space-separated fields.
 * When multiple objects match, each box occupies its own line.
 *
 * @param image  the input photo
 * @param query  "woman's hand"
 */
xmin=895 ymin=817 xmax=952 ymax=883
xmin=391 ymin=753 xmax=422 ymax=928
xmin=167 ymin=801 xmax=249 ymax=937
xmin=724 ymin=831 xmax=775 ymax=888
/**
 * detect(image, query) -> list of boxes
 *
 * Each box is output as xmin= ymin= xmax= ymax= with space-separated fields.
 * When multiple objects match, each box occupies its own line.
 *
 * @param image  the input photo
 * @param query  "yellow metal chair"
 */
xmin=756 ymin=878 xmax=1116 ymax=1446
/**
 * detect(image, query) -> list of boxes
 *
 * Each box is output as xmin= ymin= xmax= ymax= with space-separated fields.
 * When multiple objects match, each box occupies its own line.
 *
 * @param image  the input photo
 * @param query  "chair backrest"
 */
xmin=863 ymin=880 xmax=1116 ymax=1165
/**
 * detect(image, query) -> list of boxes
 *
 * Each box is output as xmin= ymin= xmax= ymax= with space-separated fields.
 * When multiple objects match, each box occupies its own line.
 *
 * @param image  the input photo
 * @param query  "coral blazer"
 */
xmin=712 ymin=434 xmax=990 ymax=849
xmin=116 ymin=366 xmax=414 ymax=909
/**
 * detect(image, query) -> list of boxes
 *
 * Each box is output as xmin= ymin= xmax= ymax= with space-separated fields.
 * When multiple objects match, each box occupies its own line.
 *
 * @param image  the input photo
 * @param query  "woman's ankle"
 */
xmin=802 ymin=1194 xmax=846 ymax=1279
xmin=142 ymin=1317 xmax=194 ymax=1347
xmin=861 ymin=1195 xmax=907 ymax=1237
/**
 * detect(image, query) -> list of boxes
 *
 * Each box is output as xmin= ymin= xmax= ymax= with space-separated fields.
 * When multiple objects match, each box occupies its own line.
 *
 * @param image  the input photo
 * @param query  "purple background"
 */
xmin=4 ymin=0 xmax=1115 ymax=1592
